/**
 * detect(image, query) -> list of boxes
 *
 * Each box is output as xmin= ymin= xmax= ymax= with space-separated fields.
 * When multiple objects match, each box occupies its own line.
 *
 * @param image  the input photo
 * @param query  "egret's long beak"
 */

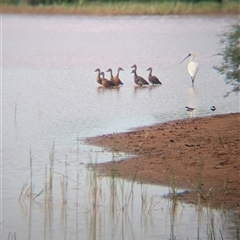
xmin=181 ymin=53 xmax=191 ymax=63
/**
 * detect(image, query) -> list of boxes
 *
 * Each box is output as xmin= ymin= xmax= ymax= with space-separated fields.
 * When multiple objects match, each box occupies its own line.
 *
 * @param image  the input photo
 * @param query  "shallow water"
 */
xmin=2 ymin=14 xmax=239 ymax=239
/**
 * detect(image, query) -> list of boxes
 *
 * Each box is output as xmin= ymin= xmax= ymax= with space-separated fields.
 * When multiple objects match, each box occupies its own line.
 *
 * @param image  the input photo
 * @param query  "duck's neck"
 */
xmin=116 ymin=69 xmax=121 ymax=77
xmin=148 ymin=69 xmax=152 ymax=77
xmin=97 ymin=71 xmax=101 ymax=78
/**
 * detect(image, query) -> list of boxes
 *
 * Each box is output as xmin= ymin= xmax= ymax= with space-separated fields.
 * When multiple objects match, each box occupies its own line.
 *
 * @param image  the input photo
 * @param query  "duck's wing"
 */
xmin=149 ymin=76 xmax=162 ymax=85
xmin=136 ymin=76 xmax=149 ymax=85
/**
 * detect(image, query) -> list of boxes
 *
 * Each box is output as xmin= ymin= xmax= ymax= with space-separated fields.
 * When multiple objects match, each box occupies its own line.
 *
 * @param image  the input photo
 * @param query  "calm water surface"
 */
xmin=2 ymin=14 xmax=239 ymax=239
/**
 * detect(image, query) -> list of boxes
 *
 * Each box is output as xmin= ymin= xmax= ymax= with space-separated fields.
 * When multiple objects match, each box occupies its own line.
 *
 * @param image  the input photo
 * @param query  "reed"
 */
xmin=14 ymin=102 xmax=17 ymax=125
xmin=188 ymin=159 xmax=213 ymax=206
xmin=16 ymin=141 xmax=239 ymax=239
xmin=125 ymin=168 xmax=138 ymax=209
xmin=168 ymin=170 xmax=178 ymax=240
xmin=29 ymin=148 xmax=33 ymax=200
xmin=140 ymin=184 xmax=161 ymax=215
xmin=109 ymin=168 xmax=117 ymax=216
xmin=207 ymin=214 xmax=217 ymax=239
xmin=49 ymin=141 xmax=55 ymax=197
xmin=169 ymin=169 xmax=178 ymax=205
xmin=18 ymin=178 xmax=28 ymax=201
xmin=7 ymin=232 xmax=16 ymax=240
xmin=60 ymin=154 xmax=68 ymax=204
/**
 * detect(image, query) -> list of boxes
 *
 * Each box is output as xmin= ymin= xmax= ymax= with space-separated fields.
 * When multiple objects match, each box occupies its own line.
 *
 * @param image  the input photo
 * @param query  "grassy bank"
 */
xmin=1 ymin=1 xmax=239 ymax=15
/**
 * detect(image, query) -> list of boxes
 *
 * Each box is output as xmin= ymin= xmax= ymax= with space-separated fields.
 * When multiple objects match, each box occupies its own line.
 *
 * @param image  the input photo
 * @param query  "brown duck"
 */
xmin=146 ymin=67 xmax=162 ymax=85
xmin=106 ymin=68 xmax=115 ymax=82
xmin=131 ymin=69 xmax=149 ymax=86
xmin=100 ymin=72 xmax=117 ymax=88
xmin=94 ymin=68 xmax=102 ymax=85
xmin=114 ymin=67 xmax=124 ymax=86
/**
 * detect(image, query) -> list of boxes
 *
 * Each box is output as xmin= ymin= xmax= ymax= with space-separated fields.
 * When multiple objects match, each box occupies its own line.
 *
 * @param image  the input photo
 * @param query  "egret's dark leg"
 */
xmin=191 ymin=77 xmax=194 ymax=87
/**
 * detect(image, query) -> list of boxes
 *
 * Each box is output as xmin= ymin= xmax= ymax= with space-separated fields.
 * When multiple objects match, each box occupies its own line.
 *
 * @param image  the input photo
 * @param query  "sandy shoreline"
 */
xmin=86 ymin=113 xmax=240 ymax=209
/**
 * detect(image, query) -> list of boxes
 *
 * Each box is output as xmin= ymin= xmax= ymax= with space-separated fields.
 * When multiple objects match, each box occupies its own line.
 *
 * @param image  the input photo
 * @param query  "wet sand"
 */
xmin=86 ymin=113 xmax=240 ymax=209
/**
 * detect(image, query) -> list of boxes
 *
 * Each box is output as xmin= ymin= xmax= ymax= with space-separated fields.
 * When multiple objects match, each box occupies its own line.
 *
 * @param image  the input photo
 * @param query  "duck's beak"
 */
xmin=181 ymin=53 xmax=191 ymax=63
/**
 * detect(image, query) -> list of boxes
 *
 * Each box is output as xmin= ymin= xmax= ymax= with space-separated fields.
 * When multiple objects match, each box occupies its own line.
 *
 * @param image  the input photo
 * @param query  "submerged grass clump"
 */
xmin=16 ymin=141 xmax=239 ymax=239
xmin=188 ymin=159 xmax=213 ymax=206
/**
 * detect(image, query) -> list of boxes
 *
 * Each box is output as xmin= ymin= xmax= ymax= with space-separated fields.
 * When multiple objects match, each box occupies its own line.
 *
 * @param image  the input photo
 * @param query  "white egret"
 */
xmin=181 ymin=52 xmax=199 ymax=87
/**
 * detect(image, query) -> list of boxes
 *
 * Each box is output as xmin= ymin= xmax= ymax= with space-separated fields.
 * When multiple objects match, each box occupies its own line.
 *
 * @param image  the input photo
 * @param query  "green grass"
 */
xmin=1 ymin=1 xmax=239 ymax=15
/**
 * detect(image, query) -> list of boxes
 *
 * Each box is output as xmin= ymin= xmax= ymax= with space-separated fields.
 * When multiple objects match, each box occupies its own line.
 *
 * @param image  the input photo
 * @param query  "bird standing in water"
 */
xmin=114 ymin=67 xmax=124 ymax=86
xmin=181 ymin=52 xmax=199 ymax=87
xmin=94 ymin=68 xmax=102 ymax=85
xmin=146 ymin=67 xmax=162 ymax=85
xmin=100 ymin=72 xmax=117 ymax=88
xmin=106 ymin=68 xmax=115 ymax=82
xmin=211 ymin=106 xmax=216 ymax=112
xmin=131 ymin=64 xmax=149 ymax=86
xmin=106 ymin=67 xmax=124 ymax=86
xmin=131 ymin=69 xmax=149 ymax=87
xmin=185 ymin=106 xmax=195 ymax=117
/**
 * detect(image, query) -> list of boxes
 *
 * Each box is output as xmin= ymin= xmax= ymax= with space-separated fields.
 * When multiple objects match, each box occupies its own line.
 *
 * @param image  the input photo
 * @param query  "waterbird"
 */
xmin=131 ymin=64 xmax=137 ymax=71
xmin=185 ymin=106 xmax=195 ymax=112
xmin=181 ymin=52 xmax=199 ymax=87
xmin=94 ymin=68 xmax=102 ymax=85
xmin=146 ymin=67 xmax=162 ymax=85
xmin=185 ymin=106 xmax=195 ymax=117
xmin=114 ymin=67 xmax=124 ymax=86
xmin=131 ymin=69 xmax=149 ymax=86
xmin=100 ymin=72 xmax=117 ymax=88
xmin=106 ymin=68 xmax=115 ymax=82
xmin=211 ymin=106 xmax=216 ymax=111
xmin=131 ymin=64 xmax=149 ymax=86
